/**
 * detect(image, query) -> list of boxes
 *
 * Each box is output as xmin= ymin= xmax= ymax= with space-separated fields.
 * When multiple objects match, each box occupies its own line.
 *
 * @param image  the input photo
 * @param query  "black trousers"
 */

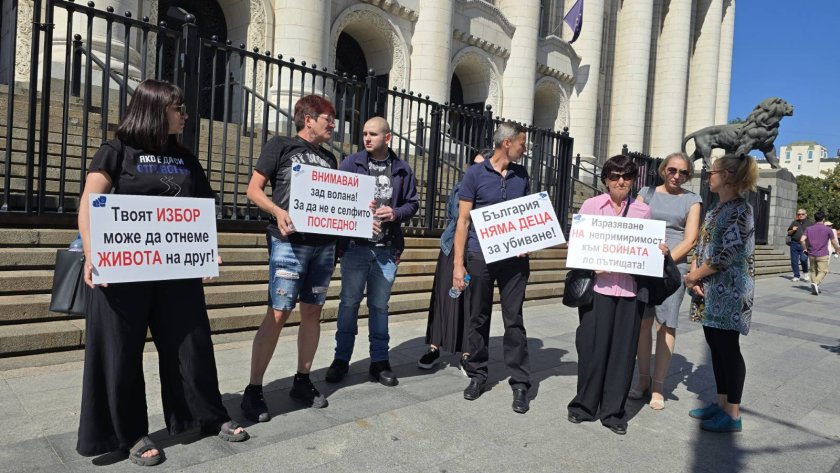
xmin=568 ymin=292 xmax=644 ymax=426
xmin=77 ymin=279 xmax=230 ymax=456
xmin=703 ymin=325 xmax=746 ymax=404
xmin=464 ymin=251 xmax=530 ymax=390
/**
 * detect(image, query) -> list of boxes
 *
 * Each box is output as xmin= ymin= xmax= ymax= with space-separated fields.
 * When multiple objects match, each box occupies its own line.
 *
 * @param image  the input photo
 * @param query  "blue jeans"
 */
xmin=267 ymin=236 xmax=336 ymax=310
xmin=335 ymin=242 xmax=398 ymax=362
xmin=789 ymin=241 xmax=808 ymax=277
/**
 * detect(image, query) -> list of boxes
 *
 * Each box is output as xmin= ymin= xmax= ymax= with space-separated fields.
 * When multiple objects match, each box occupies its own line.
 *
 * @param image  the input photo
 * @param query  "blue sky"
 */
xmin=729 ymin=0 xmax=840 ymax=157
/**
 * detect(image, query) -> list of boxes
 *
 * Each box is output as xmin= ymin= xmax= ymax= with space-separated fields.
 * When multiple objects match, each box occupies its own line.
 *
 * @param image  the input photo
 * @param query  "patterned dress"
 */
xmin=693 ymin=197 xmax=755 ymax=335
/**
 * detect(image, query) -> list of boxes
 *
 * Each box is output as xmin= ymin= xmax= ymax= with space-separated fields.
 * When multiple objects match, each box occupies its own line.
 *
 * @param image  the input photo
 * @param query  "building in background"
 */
xmin=767 ymin=142 xmax=838 ymax=178
xmin=1 ymin=0 xmax=735 ymax=164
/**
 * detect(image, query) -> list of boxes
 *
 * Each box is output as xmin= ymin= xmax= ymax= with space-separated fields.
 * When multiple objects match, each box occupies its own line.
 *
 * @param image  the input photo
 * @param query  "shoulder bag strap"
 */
xmin=621 ymin=194 xmax=632 ymax=218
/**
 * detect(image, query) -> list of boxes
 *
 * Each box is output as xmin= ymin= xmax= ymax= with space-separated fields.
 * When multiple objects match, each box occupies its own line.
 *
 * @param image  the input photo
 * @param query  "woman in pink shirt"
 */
xmin=567 ymin=154 xmax=661 ymax=436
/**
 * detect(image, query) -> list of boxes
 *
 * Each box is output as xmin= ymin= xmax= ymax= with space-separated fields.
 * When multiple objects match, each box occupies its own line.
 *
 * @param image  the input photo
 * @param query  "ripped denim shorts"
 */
xmin=267 ymin=235 xmax=336 ymax=311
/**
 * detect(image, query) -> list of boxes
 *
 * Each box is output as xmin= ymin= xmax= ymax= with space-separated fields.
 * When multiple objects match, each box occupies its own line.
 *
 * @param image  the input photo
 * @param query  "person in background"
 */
xmin=630 ymin=152 xmax=702 ymax=410
xmin=240 ymin=95 xmax=339 ymax=422
xmin=76 ymin=80 xmax=247 ymax=467
xmin=800 ymin=211 xmax=840 ymax=295
xmin=324 ymin=117 xmax=419 ymax=386
xmin=418 ymin=149 xmax=489 ymax=373
xmin=684 ymin=153 xmax=758 ymax=433
xmin=787 ymin=209 xmax=811 ymax=282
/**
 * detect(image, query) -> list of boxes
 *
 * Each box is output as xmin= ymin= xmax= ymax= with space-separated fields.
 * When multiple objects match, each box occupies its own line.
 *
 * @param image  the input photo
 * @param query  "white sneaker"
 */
xmin=802 ymin=274 xmax=810 ymax=282
xmin=811 ymin=283 xmax=819 ymax=295
xmin=791 ymin=277 xmax=800 ymax=282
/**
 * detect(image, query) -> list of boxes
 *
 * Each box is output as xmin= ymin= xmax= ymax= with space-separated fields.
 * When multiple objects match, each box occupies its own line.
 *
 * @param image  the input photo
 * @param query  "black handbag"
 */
xmin=562 ymin=195 xmax=633 ymax=308
xmin=48 ymin=250 xmax=89 ymax=315
xmin=562 ymin=268 xmax=595 ymax=307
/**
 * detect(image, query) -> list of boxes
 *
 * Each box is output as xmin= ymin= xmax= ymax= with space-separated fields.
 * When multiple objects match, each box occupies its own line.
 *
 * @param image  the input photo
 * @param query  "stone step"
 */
xmin=0 ymin=281 xmax=564 ymax=356
xmin=0 ymin=257 xmax=568 ymax=295
xmin=0 ymin=267 xmax=567 ymax=325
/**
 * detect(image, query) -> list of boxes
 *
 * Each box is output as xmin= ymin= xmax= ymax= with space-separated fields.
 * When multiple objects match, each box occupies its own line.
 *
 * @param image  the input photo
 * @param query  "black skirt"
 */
xmin=424 ymin=249 xmax=468 ymax=353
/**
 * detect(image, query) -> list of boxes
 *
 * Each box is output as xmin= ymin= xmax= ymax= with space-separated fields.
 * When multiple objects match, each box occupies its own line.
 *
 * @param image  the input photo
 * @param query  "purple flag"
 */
xmin=564 ymin=0 xmax=584 ymax=44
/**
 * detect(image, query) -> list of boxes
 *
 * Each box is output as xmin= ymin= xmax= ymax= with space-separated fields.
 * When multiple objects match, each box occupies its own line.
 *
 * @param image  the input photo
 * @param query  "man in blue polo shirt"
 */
xmin=452 ymin=121 xmax=532 ymax=413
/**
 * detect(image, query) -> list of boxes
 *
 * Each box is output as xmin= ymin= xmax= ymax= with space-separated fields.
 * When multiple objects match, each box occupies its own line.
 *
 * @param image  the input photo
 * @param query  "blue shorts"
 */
xmin=267 ymin=235 xmax=336 ymax=311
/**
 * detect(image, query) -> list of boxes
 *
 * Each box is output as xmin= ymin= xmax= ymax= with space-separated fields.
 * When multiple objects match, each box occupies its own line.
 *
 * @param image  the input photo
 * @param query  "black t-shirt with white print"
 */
xmin=368 ymin=155 xmax=393 ymax=244
xmin=254 ymin=135 xmax=338 ymax=245
xmin=88 ymin=138 xmax=214 ymax=198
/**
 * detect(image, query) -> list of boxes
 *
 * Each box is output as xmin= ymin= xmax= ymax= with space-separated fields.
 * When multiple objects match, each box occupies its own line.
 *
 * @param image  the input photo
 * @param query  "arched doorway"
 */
xmin=334 ymin=31 xmax=388 ymax=143
xmin=157 ymin=0 xmax=228 ymax=120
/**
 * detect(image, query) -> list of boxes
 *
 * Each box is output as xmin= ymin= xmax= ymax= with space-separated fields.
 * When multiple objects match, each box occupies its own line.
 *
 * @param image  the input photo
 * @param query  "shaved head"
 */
xmin=365 ymin=116 xmax=390 ymax=134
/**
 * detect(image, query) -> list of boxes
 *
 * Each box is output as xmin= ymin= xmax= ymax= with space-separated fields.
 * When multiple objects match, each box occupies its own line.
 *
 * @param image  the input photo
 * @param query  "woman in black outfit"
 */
xmin=76 ymin=80 xmax=247 ymax=466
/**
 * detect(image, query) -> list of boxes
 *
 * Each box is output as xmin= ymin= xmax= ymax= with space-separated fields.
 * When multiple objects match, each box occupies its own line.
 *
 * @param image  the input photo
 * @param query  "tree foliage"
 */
xmin=796 ymin=165 xmax=840 ymax=223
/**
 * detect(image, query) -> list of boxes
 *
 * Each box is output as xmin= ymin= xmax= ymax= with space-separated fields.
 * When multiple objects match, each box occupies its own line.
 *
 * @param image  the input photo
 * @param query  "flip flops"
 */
xmin=129 ymin=436 xmax=164 ymax=467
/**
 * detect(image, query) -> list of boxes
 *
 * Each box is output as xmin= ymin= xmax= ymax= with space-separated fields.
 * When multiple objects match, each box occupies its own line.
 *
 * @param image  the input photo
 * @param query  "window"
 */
xmin=798 ymin=154 xmax=802 ymax=162
xmin=785 ymin=150 xmax=791 ymax=161
xmin=808 ymin=150 xmax=813 ymax=162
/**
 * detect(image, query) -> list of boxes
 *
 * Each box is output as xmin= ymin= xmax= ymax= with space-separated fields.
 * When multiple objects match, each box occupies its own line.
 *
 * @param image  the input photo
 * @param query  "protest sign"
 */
xmin=288 ymin=164 xmax=375 ymax=239
xmin=88 ymin=194 xmax=219 ymax=284
xmin=566 ymin=214 xmax=666 ymax=277
xmin=470 ymin=192 xmax=566 ymax=263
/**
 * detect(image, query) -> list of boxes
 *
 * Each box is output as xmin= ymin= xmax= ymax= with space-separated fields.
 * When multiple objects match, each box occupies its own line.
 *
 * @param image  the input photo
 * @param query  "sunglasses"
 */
xmin=666 ymin=167 xmax=690 ymax=177
xmin=606 ymin=172 xmax=635 ymax=182
xmin=171 ymin=103 xmax=187 ymax=114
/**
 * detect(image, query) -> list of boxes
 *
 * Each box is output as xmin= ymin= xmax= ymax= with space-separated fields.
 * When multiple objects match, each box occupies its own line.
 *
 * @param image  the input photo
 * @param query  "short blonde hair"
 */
xmin=714 ymin=153 xmax=758 ymax=194
xmin=658 ymin=152 xmax=694 ymax=181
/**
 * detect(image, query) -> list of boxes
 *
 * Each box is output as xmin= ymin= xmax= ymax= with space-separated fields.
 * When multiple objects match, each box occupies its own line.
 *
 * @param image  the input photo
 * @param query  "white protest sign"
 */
xmin=566 ymin=214 xmax=666 ymax=277
xmin=288 ymin=164 xmax=375 ymax=239
xmin=88 ymin=194 xmax=219 ymax=284
xmin=470 ymin=192 xmax=566 ymax=263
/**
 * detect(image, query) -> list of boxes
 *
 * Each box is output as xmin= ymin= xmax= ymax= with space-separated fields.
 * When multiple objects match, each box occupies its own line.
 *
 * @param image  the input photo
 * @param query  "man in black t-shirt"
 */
xmin=324 ymin=117 xmax=418 ymax=386
xmin=787 ymin=208 xmax=812 ymax=282
xmin=240 ymin=95 xmax=339 ymax=422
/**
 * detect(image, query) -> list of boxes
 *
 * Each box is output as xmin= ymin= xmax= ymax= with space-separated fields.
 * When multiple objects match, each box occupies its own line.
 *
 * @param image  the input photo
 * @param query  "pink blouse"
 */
xmin=577 ymin=193 xmax=652 ymax=297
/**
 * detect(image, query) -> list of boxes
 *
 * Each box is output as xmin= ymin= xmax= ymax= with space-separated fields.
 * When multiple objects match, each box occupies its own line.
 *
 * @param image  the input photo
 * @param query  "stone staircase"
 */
xmin=0 ymin=228 xmax=568 ymax=357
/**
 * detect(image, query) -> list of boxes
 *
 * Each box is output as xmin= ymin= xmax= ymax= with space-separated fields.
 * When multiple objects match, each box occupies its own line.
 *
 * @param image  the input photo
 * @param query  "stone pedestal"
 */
xmin=760 ymin=168 xmax=797 ymax=249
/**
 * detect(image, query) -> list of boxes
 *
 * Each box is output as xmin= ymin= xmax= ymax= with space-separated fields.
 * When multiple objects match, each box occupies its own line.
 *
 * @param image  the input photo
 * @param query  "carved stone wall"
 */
xmin=329 ymin=5 xmax=408 ymax=91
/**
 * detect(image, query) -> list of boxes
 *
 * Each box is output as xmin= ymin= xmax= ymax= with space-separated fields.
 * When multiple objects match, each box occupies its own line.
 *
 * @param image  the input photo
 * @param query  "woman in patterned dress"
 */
xmin=683 ymin=153 xmax=758 ymax=433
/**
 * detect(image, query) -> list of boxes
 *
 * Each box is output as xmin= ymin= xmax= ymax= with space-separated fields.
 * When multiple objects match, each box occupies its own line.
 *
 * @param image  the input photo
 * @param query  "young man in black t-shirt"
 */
xmin=240 ymin=96 xmax=339 ymax=422
xmin=787 ymin=208 xmax=812 ymax=282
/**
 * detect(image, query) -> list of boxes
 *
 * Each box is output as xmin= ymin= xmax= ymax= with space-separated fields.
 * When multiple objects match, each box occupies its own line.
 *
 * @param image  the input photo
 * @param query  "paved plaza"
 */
xmin=2 ymin=272 xmax=840 ymax=472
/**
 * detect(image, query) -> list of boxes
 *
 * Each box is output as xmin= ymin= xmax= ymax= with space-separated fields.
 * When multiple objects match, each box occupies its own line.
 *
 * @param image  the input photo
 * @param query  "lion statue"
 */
xmin=682 ymin=97 xmax=794 ymax=169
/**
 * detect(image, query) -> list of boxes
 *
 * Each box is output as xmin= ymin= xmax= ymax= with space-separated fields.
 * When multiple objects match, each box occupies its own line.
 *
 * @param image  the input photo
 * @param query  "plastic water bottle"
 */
xmin=449 ymin=274 xmax=471 ymax=298
xmin=68 ymin=234 xmax=83 ymax=252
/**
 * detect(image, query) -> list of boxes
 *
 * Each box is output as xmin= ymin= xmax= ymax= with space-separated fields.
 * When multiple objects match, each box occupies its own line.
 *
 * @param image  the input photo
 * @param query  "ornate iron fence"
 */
xmin=1 ymin=0 xmax=577 ymax=233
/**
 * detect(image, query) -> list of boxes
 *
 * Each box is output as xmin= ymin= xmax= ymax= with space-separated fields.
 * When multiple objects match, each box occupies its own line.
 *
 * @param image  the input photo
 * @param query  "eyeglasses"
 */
xmin=314 ymin=114 xmax=336 ymax=125
xmin=606 ymin=172 xmax=635 ymax=182
xmin=666 ymin=167 xmax=690 ymax=178
xmin=500 ymin=175 xmax=507 ymax=200
xmin=171 ymin=103 xmax=187 ymax=115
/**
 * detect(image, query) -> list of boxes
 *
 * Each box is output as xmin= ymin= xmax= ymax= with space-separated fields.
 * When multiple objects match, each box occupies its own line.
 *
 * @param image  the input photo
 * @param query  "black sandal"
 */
xmin=128 ymin=436 xmax=164 ymax=466
xmin=217 ymin=420 xmax=249 ymax=442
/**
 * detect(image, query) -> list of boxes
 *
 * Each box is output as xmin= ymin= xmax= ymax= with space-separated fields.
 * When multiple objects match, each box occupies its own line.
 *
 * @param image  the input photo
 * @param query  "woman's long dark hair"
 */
xmin=116 ymin=79 xmax=184 ymax=153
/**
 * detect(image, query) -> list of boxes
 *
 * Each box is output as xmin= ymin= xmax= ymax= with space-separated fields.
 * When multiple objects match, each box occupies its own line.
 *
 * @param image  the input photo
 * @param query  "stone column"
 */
xmin=409 ymin=0 xmax=453 ymax=104
xmin=499 ymin=0 xmax=540 ymax=123
xmin=273 ymin=0 xmax=329 ymax=67
xmin=606 ymin=0 xmax=655 ymax=155
xmin=684 ymin=0 xmax=722 ymax=148
xmin=568 ymin=0 xmax=606 ymax=160
xmin=715 ymin=0 xmax=735 ymax=125
xmin=649 ymin=0 xmax=693 ymax=157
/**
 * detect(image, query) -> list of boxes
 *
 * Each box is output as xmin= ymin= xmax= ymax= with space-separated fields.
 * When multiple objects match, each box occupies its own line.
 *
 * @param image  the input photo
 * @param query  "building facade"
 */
xmin=767 ymin=142 xmax=838 ymax=178
xmin=1 ymin=0 xmax=735 ymax=164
